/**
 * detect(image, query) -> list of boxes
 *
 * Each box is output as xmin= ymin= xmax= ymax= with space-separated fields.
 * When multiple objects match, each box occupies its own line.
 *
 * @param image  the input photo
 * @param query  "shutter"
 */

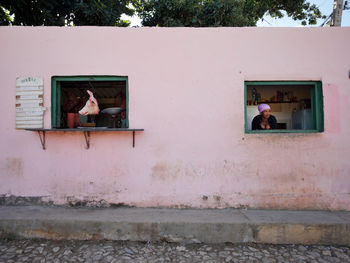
xmin=16 ymin=77 xmax=46 ymax=129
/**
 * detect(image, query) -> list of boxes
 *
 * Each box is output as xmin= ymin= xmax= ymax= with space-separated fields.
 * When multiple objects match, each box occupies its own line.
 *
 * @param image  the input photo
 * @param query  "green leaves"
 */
xmin=72 ymin=0 xmax=134 ymax=26
xmin=0 ymin=0 xmax=326 ymax=26
xmin=0 ymin=0 xmax=135 ymax=26
xmin=0 ymin=6 xmax=12 ymax=25
xmin=255 ymin=0 xmax=326 ymax=25
xmin=135 ymin=0 xmax=325 ymax=27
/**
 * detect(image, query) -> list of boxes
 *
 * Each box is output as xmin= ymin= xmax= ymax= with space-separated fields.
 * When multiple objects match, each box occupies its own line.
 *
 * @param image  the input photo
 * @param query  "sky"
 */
xmin=122 ymin=0 xmax=350 ymax=27
xmin=257 ymin=0 xmax=350 ymax=27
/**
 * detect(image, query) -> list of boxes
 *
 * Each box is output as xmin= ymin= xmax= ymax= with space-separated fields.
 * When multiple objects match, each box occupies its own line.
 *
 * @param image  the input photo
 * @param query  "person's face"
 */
xmin=261 ymin=109 xmax=271 ymax=119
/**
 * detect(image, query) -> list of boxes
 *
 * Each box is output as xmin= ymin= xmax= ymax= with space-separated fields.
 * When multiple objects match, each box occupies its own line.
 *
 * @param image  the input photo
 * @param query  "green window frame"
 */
xmin=51 ymin=75 xmax=129 ymax=128
xmin=244 ymin=81 xmax=324 ymax=133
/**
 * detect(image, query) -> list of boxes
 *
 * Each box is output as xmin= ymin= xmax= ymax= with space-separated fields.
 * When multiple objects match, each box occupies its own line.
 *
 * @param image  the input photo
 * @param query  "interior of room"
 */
xmin=246 ymin=84 xmax=313 ymax=130
xmin=60 ymin=81 xmax=127 ymax=128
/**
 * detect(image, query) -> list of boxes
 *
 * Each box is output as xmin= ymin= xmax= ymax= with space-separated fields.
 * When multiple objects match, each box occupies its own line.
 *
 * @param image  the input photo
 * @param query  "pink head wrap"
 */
xmin=258 ymin=104 xmax=271 ymax=113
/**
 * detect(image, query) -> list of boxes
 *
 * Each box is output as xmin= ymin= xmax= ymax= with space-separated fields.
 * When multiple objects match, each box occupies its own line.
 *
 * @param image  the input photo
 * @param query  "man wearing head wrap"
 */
xmin=252 ymin=104 xmax=277 ymax=130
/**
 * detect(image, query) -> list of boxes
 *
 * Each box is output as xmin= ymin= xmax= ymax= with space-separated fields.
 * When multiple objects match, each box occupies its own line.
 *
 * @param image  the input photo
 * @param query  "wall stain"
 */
xmin=151 ymin=161 xmax=181 ymax=180
xmin=4 ymin=158 xmax=23 ymax=177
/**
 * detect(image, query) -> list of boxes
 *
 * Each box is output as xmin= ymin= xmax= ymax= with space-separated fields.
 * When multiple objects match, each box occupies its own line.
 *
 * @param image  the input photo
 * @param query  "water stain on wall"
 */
xmin=151 ymin=161 xmax=181 ymax=180
xmin=2 ymin=158 xmax=23 ymax=177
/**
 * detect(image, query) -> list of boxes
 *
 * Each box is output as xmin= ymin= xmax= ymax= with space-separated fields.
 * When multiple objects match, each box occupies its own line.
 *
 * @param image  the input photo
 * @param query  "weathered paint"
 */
xmin=0 ymin=27 xmax=349 ymax=210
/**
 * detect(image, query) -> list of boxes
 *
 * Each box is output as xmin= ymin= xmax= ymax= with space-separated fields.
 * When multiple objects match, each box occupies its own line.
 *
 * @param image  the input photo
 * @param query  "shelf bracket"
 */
xmin=84 ymin=131 xmax=90 ymax=149
xmin=37 ymin=131 xmax=46 ymax=150
xmin=27 ymin=128 xmax=144 ymax=150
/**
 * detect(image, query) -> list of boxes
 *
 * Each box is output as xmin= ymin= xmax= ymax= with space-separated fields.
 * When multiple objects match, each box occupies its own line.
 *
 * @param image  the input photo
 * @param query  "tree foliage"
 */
xmin=0 ymin=0 xmax=326 ymax=27
xmin=0 ymin=6 xmax=11 ymax=25
xmin=0 ymin=0 xmax=134 ymax=26
xmin=134 ymin=0 xmax=326 ymax=27
xmin=254 ymin=0 xmax=325 ymax=26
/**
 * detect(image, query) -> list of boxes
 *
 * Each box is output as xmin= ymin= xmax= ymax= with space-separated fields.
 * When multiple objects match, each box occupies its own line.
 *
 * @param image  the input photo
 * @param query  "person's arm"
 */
xmin=252 ymin=116 xmax=260 ymax=130
xmin=269 ymin=115 xmax=277 ymax=129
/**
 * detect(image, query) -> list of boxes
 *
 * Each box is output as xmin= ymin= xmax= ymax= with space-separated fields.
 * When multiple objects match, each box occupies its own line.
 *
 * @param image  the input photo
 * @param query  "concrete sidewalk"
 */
xmin=0 ymin=206 xmax=349 ymax=245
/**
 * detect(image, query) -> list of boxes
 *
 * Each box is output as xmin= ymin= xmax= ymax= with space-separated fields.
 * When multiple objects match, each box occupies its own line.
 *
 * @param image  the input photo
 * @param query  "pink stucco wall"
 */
xmin=1 ymin=27 xmax=350 ymax=210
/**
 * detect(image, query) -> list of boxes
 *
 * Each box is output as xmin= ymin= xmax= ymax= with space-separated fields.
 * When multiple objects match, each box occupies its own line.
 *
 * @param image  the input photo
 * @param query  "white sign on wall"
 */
xmin=16 ymin=77 xmax=46 ymax=129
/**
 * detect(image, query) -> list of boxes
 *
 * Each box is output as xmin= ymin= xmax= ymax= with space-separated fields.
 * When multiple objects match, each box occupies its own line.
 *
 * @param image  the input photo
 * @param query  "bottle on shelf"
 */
xmin=252 ymin=88 xmax=257 ymax=105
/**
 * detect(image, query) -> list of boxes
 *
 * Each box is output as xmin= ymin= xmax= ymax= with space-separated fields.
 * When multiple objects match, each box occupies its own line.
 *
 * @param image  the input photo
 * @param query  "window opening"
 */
xmin=52 ymin=76 xmax=128 ymax=129
xmin=245 ymin=81 xmax=323 ymax=133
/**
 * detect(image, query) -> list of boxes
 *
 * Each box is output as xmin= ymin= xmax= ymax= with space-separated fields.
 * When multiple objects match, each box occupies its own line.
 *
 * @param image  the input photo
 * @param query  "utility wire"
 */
xmin=320 ymin=12 xmax=333 ymax=26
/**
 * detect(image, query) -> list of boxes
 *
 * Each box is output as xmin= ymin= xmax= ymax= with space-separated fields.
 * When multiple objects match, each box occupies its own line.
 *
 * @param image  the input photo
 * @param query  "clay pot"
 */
xmin=67 ymin=113 xmax=76 ymax=128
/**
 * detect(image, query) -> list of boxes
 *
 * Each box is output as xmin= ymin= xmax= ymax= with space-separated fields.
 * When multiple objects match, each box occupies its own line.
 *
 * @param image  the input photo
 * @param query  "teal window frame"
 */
xmin=244 ymin=81 xmax=324 ymax=134
xmin=51 ymin=75 xmax=129 ymax=128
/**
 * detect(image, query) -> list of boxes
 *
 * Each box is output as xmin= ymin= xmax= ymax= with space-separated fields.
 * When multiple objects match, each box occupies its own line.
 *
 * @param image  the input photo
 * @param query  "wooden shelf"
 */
xmin=247 ymin=101 xmax=300 ymax=105
xmin=25 ymin=128 xmax=144 ymax=150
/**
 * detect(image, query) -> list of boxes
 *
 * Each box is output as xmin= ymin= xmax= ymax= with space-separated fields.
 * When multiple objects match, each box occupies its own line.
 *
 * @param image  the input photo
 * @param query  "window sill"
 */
xmin=25 ymin=128 xmax=144 ymax=150
xmin=245 ymin=129 xmax=322 ymax=134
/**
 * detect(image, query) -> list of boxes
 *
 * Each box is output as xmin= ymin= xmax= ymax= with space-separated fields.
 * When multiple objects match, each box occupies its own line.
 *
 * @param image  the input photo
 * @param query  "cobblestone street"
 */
xmin=0 ymin=239 xmax=349 ymax=263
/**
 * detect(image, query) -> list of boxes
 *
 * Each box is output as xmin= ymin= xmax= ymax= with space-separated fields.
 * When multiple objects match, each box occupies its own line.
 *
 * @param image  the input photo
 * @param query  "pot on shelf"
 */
xmin=67 ymin=113 xmax=80 ymax=128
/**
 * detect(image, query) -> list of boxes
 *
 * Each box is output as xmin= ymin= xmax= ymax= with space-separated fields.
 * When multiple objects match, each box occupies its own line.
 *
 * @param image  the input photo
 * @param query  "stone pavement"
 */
xmin=0 ymin=239 xmax=350 ymax=263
